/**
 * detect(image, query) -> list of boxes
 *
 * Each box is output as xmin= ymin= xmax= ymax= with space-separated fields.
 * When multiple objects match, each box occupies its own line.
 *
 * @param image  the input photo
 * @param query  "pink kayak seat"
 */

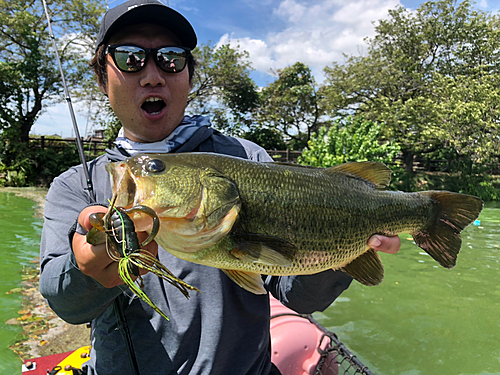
xmin=269 ymin=295 xmax=338 ymax=375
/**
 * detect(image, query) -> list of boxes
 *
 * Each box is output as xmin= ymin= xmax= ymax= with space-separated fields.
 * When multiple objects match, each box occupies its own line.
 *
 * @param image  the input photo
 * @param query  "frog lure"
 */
xmin=86 ymin=194 xmax=199 ymax=320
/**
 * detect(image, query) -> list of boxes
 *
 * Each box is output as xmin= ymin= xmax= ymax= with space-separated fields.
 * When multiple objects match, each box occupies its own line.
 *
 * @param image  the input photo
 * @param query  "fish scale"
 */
xmin=106 ymin=153 xmax=483 ymax=294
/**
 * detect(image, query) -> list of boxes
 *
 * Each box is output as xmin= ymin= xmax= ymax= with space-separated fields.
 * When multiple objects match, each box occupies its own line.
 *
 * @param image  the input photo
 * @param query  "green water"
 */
xmin=0 ymin=193 xmax=43 ymax=373
xmin=0 ymin=192 xmax=499 ymax=374
xmin=317 ymin=202 xmax=500 ymax=374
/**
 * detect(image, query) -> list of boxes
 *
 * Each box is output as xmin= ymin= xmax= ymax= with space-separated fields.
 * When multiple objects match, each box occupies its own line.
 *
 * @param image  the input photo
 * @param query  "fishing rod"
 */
xmin=41 ymin=0 xmax=95 ymax=203
xmin=41 ymin=3 xmax=143 ymax=375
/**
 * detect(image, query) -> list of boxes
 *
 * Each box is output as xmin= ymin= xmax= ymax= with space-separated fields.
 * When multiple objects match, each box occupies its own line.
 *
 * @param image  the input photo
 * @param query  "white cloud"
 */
xmin=33 ymin=101 xmax=92 ymax=138
xmin=274 ymin=0 xmax=307 ymax=23
xmin=218 ymin=34 xmax=277 ymax=75
xmin=218 ymin=0 xmax=401 ymax=82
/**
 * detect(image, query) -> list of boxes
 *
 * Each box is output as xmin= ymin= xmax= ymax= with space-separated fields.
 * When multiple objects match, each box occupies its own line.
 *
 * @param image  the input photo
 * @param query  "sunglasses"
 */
xmin=106 ymin=44 xmax=191 ymax=73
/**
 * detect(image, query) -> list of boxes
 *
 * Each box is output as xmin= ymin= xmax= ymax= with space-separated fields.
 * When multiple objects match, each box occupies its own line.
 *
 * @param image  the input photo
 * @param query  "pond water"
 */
xmin=317 ymin=202 xmax=500 ymax=374
xmin=0 ymin=193 xmax=43 ymax=374
xmin=0 ymin=192 xmax=498 ymax=374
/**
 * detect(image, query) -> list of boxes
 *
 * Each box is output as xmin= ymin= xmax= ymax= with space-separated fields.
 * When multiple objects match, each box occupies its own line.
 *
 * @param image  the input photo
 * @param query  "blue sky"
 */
xmin=33 ymin=0 xmax=500 ymax=138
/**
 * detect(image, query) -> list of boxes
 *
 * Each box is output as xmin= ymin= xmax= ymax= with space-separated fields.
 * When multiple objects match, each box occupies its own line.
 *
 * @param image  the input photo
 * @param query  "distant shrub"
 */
xmin=299 ymin=116 xmax=401 ymax=168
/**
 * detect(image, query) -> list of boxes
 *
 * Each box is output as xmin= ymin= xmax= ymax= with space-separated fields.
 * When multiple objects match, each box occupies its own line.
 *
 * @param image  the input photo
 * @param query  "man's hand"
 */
xmin=367 ymin=235 xmax=401 ymax=254
xmin=72 ymin=205 xmax=158 ymax=288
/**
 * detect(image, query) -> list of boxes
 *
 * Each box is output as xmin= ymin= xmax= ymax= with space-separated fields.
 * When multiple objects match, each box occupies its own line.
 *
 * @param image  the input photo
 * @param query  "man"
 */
xmin=39 ymin=1 xmax=400 ymax=374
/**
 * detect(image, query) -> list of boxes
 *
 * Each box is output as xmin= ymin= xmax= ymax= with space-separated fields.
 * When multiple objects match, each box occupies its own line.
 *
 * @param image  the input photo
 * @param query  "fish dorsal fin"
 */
xmin=230 ymin=234 xmax=296 ymax=267
xmin=221 ymin=269 xmax=267 ymax=294
xmin=327 ymin=162 xmax=391 ymax=188
xmin=340 ymin=247 xmax=384 ymax=286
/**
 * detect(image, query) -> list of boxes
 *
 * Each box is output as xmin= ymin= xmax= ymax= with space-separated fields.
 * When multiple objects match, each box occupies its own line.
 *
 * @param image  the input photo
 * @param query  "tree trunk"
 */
xmin=20 ymin=120 xmax=32 ymax=143
xmin=20 ymin=94 xmax=42 ymax=143
xmin=403 ymin=150 xmax=414 ymax=174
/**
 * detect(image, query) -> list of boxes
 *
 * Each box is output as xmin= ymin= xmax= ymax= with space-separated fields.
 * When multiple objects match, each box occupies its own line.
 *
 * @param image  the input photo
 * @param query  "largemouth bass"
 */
xmin=106 ymin=153 xmax=483 ymax=294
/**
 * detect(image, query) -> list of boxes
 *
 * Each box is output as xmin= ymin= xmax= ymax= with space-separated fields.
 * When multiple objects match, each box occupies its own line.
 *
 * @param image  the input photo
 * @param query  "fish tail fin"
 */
xmin=414 ymin=191 xmax=483 ymax=269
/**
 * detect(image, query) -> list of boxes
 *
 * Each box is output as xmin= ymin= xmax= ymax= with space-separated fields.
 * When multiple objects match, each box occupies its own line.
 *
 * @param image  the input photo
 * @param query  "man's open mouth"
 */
xmin=142 ymin=97 xmax=166 ymax=115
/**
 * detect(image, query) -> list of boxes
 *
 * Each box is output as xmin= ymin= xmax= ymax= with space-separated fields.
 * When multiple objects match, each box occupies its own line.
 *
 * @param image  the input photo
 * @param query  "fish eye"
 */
xmin=145 ymin=159 xmax=166 ymax=173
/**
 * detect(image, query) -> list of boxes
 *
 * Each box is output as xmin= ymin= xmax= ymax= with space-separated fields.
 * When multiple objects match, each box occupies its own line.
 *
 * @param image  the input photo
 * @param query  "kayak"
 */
xmin=22 ymin=345 xmax=90 ymax=374
xmin=269 ymin=296 xmax=373 ymax=375
xmin=22 ymin=297 xmax=372 ymax=375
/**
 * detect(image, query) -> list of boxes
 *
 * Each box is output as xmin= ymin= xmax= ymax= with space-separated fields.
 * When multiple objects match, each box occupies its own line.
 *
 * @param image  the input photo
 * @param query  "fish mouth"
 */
xmin=106 ymin=162 xmax=139 ymax=208
xmin=141 ymin=96 xmax=166 ymax=115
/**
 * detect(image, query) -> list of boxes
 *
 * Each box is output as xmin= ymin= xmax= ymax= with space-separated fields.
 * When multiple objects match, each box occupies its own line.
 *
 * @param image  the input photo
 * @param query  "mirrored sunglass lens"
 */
xmin=156 ymin=47 xmax=187 ymax=72
xmin=114 ymin=46 xmax=146 ymax=71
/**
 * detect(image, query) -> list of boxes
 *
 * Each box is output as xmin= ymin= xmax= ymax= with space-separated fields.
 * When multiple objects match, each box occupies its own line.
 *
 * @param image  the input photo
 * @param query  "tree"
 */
xmin=240 ymin=128 xmax=286 ymax=150
xmin=0 ymin=0 xmax=104 ymax=144
xmin=188 ymin=43 xmax=259 ymax=136
xmin=321 ymin=0 xmax=500 ymax=166
xmin=254 ymin=62 xmax=323 ymax=150
xmin=433 ymin=71 xmax=500 ymax=163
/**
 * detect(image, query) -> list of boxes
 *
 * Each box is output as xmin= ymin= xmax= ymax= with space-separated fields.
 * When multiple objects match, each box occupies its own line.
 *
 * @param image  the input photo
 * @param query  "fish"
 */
xmin=105 ymin=152 xmax=484 ymax=294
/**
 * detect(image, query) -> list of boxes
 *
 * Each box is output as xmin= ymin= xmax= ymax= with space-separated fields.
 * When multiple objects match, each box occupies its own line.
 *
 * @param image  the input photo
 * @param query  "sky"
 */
xmin=32 ymin=0 xmax=500 ymax=138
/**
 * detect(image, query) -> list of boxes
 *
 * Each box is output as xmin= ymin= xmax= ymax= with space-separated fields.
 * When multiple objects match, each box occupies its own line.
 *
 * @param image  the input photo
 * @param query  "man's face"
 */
xmin=101 ymin=23 xmax=191 ymax=143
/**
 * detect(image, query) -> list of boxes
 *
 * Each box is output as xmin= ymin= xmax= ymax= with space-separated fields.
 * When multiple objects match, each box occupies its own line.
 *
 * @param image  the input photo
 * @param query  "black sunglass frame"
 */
xmin=107 ymin=44 xmax=192 ymax=73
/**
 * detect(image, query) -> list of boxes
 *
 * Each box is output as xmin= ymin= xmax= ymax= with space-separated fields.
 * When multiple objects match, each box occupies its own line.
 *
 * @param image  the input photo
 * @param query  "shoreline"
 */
xmin=1 ymin=187 xmax=89 ymax=361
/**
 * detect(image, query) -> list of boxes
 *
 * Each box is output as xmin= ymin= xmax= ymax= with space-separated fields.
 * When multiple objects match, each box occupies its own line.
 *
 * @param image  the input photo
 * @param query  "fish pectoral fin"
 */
xmin=230 ymin=234 xmax=296 ymax=267
xmin=340 ymin=248 xmax=384 ymax=286
xmin=221 ymin=269 xmax=267 ymax=294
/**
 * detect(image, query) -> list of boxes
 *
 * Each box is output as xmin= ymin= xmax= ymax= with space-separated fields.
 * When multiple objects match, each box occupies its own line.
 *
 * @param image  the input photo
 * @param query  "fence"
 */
xmin=29 ymin=136 xmax=112 ymax=158
xmin=29 ymin=137 xmax=305 ymax=163
xmin=28 ymin=137 xmax=499 ymax=174
xmin=266 ymin=149 xmax=303 ymax=163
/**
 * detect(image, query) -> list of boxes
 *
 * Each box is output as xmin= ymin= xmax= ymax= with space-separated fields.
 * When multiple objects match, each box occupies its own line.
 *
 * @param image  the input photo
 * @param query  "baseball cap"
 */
xmin=95 ymin=0 xmax=197 ymax=51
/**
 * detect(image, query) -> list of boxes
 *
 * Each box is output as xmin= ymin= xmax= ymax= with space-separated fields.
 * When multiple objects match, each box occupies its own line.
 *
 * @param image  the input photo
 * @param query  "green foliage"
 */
xmin=241 ymin=128 xmax=286 ymax=150
xmin=253 ymin=62 xmax=322 ymax=150
xmin=188 ymin=43 xmax=259 ymax=136
xmin=34 ymin=145 xmax=82 ymax=185
xmin=299 ymin=117 xmax=401 ymax=168
xmin=0 ymin=0 xmax=105 ymax=142
xmin=0 ymin=0 xmax=104 ymax=186
xmin=460 ymin=175 xmax=499 ymax=202
xmin=432 ymin=72 xmax=500 ymax=163
xmin=408 ymin=166 xmax=500 ymax=202
xmin=0 ymin=132 xmax=81 ymax=187
xmin=91 ymin=100 xmax=122 ymax=141
xmin=441 ymin=158 xmax=499 ymax=201
xmin=321 ymin=0 xmax=500 ymax=164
